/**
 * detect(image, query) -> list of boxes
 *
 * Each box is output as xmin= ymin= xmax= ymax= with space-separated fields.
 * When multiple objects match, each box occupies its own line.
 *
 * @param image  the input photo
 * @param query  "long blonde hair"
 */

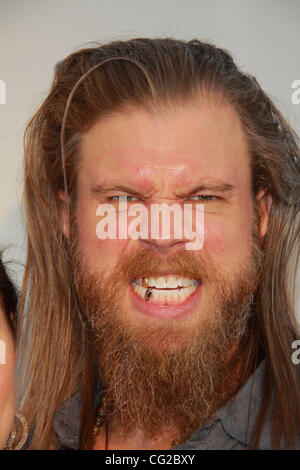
xmin=18 ymin=38 xmax=300 ymax=449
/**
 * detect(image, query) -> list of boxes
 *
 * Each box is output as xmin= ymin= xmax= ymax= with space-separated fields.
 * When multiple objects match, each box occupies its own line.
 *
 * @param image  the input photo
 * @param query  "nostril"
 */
xmin=139 ymin=238 xmax=186 ymax=254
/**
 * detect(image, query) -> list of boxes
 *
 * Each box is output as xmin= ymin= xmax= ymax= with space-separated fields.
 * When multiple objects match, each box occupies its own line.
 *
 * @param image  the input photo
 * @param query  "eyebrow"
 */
xmin=175 ymin=182 xmax=237 ymax=198
xmin=91 ymin=184 xmax=153 ymax=198
xmin=90 ymin=181 xmax=237 ymax=199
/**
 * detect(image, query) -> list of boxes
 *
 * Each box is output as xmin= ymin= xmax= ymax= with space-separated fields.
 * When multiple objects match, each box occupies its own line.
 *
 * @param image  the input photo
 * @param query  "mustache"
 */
xmin=116 ymin=247 xmax=220 ymax=284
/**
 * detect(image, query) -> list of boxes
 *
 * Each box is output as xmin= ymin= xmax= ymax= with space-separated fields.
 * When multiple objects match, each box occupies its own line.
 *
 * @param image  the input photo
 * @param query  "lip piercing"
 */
xmin=145 ymin=288 xmax=152 ymax=301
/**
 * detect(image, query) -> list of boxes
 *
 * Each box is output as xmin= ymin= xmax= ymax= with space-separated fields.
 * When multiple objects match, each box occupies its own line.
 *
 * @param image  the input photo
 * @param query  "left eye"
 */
xmin=110 ymin=195 xmax=139 ymax=202
xmin=190 ymin=195 xmax=217 ymax=201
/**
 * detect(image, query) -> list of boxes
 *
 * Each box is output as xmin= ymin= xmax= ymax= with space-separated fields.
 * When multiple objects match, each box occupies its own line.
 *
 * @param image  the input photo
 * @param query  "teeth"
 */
xmin=167 ymin=277 xmax=180 ymax=288
xmin=181 ymin=278 xmax=193 ymax=287
xmin=156 ymin=277 xmax=166 ymax=288
xmin=134 ymin=276 xmax=198 ymax=289
xmin=131 ymin=281 xmax=199 ymax=304
xmin=148 ymin=277 xmax=156 ymax=287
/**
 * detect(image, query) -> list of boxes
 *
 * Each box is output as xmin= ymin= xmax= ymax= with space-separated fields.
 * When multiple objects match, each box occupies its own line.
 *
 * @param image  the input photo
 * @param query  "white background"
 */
xmin=0 ymin=0 xmax=299 ymax=318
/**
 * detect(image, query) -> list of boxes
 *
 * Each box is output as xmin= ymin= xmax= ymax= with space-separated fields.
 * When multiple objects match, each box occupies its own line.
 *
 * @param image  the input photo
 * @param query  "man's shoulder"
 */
xmin=177 ymin=359 xmax=300 ymax=450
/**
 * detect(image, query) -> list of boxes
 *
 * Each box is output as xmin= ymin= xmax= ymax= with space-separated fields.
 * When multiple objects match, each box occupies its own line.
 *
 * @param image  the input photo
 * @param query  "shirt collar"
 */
xmin=53 ymin=387 xmax=81 ymax=449
xmin=216 ymin=359 xmax=273 ymax=449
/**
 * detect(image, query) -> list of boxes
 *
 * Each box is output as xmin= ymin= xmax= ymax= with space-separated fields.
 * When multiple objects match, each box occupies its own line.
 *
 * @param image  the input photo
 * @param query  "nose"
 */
xmin=138 ymin=237 xmax=187 ymax=256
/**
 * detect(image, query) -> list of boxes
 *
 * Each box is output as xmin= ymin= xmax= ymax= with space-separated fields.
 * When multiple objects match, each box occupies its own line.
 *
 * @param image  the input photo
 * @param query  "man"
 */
xmin=17 ymin=38 xmax=300 ymax=449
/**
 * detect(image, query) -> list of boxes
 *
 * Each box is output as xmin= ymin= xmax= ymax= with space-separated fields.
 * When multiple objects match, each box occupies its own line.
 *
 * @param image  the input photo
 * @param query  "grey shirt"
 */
xmin=52 ymin=360 xmax=299 ymax=450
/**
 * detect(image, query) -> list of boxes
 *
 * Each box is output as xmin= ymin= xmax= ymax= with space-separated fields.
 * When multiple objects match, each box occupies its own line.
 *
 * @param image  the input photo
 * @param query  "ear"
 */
xmin=59 ymin=191 xmax=70 ymax=240
xmin=256 ymin=188 xmax=273 ymax=238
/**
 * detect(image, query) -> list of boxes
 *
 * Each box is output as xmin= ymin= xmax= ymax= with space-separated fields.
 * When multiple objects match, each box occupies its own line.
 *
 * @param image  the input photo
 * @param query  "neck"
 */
xmin=92 ymin=416 xmax=181 ymax=450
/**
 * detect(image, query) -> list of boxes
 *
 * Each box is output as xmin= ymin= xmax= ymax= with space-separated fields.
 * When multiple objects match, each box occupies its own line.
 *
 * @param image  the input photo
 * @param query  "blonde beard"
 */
xmin=71 ymin=221 xmax=263 ymax=444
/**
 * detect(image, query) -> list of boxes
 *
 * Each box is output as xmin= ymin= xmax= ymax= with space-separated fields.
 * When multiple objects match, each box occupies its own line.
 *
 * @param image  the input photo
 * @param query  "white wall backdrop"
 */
xmin=0 ymin=0 xmax=299 ymax=317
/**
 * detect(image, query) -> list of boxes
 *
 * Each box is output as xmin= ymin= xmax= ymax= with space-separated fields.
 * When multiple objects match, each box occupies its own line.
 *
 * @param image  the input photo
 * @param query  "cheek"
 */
xmin=76 ymin=207 xmax=129 ymax=270
xmin=203 ymin=217 xmax=253 ymax=259
xmin=203 ymin=222 xmax=225 ymax=254
xmin=90 ymin=239 xmax=129 ymax=270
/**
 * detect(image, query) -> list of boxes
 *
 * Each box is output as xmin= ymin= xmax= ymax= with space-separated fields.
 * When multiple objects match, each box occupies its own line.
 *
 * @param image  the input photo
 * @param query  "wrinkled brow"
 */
xmin=90 ymin=181 xmax=237 ymax=199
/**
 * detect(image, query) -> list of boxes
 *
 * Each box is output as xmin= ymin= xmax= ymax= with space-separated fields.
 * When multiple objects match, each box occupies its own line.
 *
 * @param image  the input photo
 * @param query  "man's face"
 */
xmin=71 ymin=98 xmax=261 ymax=336
xmin=67 ymin=97 xmax=268 ymax=439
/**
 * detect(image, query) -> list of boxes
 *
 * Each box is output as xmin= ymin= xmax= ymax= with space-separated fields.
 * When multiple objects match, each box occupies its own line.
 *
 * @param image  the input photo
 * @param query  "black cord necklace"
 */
xmin=93 ymin=394 xmax=181 ymax=449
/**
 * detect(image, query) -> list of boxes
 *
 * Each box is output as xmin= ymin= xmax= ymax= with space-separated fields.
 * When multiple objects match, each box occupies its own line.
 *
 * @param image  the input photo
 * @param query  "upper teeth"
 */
xmin=133 ymin=276 xmax=198 ymax=289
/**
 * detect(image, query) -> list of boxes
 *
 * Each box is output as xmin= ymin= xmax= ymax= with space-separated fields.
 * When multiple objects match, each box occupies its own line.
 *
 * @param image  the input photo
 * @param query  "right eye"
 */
xmin=189 ymin=195 xmax=217 ymax=202
xmin=109 ymin=195 xmax=140 ymax=202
